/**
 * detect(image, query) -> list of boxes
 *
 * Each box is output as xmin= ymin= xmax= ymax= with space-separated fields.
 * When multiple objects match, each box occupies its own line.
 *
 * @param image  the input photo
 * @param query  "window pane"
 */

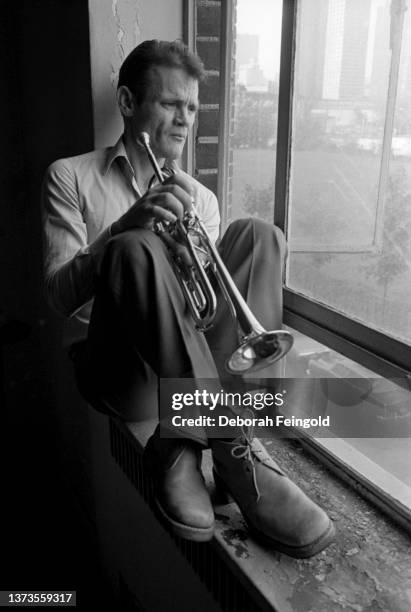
xmin=287 ymin=0 xmax=411 ymax=345
xmin=225 ymin=0 xmax=282 ymax=226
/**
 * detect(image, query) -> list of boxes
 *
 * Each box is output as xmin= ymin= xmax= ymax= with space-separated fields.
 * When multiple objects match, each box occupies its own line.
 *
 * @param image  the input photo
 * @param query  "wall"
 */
xmin=88 ymin=0 xmax=183 ymax=147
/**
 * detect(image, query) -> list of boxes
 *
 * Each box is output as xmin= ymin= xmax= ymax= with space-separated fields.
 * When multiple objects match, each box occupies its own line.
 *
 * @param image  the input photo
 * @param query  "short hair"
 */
xmin=118 ymin=39 xmax=206 ymax=104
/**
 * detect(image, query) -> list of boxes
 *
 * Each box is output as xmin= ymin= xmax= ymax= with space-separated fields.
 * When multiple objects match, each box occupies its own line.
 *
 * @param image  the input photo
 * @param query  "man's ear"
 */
xmin=117 ymin=86 xmax=136 ymax=117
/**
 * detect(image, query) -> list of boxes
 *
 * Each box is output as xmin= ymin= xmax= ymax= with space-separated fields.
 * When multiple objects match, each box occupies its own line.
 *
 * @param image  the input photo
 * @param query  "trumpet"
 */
xmin=137 ymin=131 xmax=293 ymax=374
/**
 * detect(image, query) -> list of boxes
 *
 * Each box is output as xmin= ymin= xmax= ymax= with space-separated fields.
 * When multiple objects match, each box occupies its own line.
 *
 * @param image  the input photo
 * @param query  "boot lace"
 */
xmin=227 ymin=408 xmax=282 ymax=502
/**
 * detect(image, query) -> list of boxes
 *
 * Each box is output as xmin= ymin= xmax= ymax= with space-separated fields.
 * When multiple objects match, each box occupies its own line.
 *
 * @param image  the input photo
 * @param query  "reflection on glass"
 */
xmin=287 ymin=0 xmax=411 ymax=345
xmin=226 ymin=0 xmax=282 ymax=225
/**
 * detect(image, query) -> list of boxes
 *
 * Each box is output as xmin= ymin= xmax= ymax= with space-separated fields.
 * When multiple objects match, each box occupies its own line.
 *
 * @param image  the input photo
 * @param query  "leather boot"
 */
xmin=211 ymin=435 xmax=335 ymax=558
xmin=144 ymin=431 xmax=215 ymax=542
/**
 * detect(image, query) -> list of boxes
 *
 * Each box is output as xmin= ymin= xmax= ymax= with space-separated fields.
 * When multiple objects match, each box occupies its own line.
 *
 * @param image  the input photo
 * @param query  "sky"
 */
xmin=236 ymin=0 xmax=283 ymax=81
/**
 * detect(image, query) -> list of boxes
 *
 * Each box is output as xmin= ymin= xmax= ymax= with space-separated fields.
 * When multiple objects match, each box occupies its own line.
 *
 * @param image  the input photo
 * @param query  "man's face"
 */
xmin=132 ymin=66 xmax=199 ymax=160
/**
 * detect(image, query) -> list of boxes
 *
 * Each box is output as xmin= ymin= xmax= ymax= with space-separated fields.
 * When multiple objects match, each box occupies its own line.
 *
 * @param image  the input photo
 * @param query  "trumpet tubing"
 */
xmin=137 ymin=131 xmax=293 ymax=374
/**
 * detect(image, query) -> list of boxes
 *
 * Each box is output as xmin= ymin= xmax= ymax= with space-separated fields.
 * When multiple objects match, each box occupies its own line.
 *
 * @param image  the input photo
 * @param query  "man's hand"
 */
xmin=111 ymin=173 xmax=195 ymax=236
xmin=160 ymin=225 xmax=208 ymax=268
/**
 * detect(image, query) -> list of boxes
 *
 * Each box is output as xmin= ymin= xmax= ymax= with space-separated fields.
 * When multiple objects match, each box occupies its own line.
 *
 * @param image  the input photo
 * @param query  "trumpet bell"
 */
xmin=226 ymin=330 xmax=294 ymax=374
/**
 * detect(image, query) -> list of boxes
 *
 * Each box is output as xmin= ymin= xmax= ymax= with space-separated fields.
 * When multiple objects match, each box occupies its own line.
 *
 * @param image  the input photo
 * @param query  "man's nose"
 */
xmin=175 ymin=106 xmax=190 ymax=126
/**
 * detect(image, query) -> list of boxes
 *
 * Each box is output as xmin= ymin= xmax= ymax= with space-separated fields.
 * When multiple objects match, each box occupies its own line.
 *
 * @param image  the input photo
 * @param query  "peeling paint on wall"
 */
xmin=133 ymin=0 xmax=142 ymax=46
xmin=112 ymin=0 xmax=125 ymax=57
xmin=111 ymin=0 xmax=126 ymax=86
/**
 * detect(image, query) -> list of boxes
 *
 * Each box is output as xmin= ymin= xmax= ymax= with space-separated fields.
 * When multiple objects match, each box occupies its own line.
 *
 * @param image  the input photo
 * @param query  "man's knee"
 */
xmin=100 ymin=228 xmax=167 ymax=277
xmin=222 ymin=216 xmax=286 ymax=255
xmin=107 ymin=227 xmax=163 ymax=259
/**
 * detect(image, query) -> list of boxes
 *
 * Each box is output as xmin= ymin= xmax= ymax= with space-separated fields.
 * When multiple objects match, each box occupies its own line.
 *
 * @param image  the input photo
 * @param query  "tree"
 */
xmin=293 ymin=102 xmax=327 ymax=151
xmin=363 ymin=167 xmax=411 ymax=316
xmin=242 ymin=181 xmax=275 ymax=222
xmin=242 ymin=182 xmax=333 ymax=267
xmin=231 ymin=89 xmax=277 ymax=149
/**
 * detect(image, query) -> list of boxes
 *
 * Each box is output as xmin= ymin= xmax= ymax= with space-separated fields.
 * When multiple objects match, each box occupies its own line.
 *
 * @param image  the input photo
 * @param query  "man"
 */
xmin=43 ymin=40 xmax=335 ymax=557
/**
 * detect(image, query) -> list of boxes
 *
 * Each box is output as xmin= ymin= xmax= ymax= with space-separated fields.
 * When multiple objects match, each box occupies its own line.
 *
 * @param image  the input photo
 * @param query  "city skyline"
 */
xmin=236 ymin=0 xmax=411 ymax=104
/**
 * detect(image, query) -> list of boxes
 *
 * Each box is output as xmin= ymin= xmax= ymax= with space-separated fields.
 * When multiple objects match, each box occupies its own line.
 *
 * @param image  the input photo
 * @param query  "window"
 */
xmin=288 ymin=0 xmax=411 ymax=348
xmin=190 ymin=0 xmax=411 ymax=528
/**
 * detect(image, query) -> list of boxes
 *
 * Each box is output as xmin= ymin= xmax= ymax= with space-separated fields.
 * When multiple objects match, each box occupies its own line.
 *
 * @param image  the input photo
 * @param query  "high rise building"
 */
xmin=322 ymin=0 xmax=346 ymax=99
xmin=297 ymin=0 xmax=329 ymax=101
xmin=339 ymin=0 xmax=372 ymax=100
xmin=398 ymin=7 xmax=411 ymax=105
xmin=297 ymin=0 xmax=373 ymax=102
xmin=369 ymin=3 xmax=391 ymax=104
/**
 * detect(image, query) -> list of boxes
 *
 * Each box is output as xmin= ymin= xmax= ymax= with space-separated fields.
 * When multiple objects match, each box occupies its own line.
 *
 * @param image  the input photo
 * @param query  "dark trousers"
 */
xmin=73 ymin=218 xmax=286 ymax=445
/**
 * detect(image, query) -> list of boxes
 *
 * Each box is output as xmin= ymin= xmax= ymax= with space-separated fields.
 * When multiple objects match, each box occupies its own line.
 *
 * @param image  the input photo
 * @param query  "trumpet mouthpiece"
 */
xmin=137 ymin=131 xmax=150 ymax=148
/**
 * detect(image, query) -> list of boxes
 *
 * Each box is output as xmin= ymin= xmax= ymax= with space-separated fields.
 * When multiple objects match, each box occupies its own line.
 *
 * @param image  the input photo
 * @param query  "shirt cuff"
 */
xmin=87 ymin=226 xmax=113 ymax=273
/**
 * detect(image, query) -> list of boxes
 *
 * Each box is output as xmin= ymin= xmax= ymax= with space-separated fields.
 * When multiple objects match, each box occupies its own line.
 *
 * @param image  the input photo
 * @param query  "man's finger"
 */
xmin=151 ymin=204 xmax=177 ymax=225
xmin=163 ymin=172 xmax=195 ymax=199
xmin=161 ymin=232 xmax=193 ymax=266
xmin=148 ymin=191 xmax=185 ymax=219
xmin=158 ymin=184 xmax=194 ymax=214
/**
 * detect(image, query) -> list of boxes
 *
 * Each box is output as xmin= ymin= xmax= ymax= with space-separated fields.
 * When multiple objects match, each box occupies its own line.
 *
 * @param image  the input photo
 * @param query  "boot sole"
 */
xmin=213 ymin=469 xmax=336 ymax=558
xmin=155 ymin=497 xmax=215 ymax=543
xmin=248 ymin=517 xmax=336 ymax=559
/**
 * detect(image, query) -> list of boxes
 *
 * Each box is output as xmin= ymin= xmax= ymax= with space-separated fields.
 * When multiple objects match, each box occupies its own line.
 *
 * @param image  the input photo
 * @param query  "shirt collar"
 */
xmin=103 ymin=135 xmax=130 ymax=176
xmin=103 ymin=134 xmax=178 ymax=185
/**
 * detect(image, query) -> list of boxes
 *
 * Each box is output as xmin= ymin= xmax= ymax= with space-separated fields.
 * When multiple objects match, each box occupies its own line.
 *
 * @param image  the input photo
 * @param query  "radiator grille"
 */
xmin=109 ymin=419 xmax=265 ymax=612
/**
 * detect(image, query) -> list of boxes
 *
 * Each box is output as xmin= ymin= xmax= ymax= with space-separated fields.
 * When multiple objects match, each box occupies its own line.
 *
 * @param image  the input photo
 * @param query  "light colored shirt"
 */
xmin=42 ymin=136 xmax=221 ymax=346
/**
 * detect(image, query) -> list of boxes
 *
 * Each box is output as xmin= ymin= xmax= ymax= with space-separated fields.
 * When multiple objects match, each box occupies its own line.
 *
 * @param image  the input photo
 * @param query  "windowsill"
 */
xmin=124 ymin=419 xmax=411 ymax=612
xmin=282 ymin=325 xmax=411 ymax=532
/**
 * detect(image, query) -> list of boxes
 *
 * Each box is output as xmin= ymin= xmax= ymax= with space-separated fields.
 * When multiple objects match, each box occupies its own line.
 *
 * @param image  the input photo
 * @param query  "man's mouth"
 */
xmin=170 ymin=134 xmax=186 ymax=142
